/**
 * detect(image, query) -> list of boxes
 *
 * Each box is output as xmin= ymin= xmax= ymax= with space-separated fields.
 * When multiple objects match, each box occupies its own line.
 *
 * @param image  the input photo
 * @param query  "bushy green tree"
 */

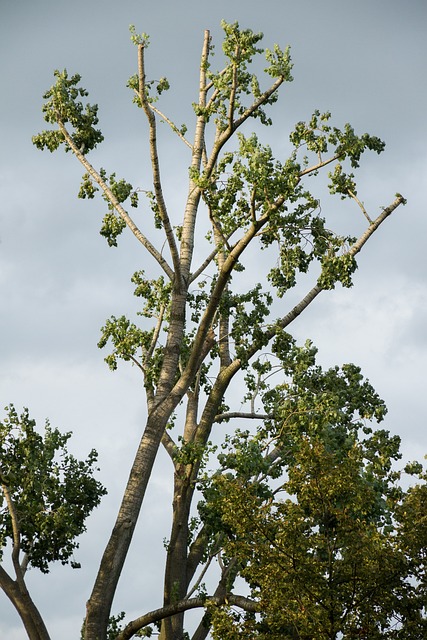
xmin=0 ymin=405 xmax=106 ymax=640
xmin=10 ymin=19 xmax=423 ymax=640
xmin=200 ymin=346 xmax=426 ymax=639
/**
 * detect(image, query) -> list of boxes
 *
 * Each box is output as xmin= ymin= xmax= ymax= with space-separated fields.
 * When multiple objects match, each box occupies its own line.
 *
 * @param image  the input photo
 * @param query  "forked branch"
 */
xmin=148 ymin=103 xmax=192 ymax=149
xmin=0 ymin=482 xmax=51 ymax=640
xmin=56 ymin=121 xmax=174 ymax=280
xmin=187 ymin=192 xmax=405 ymax=459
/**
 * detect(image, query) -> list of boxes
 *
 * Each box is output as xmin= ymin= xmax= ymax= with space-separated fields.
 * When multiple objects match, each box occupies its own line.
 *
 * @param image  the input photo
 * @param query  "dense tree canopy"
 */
xmin=201 ymin=347 xmax=427 ymax=639
xmin=1 ymin=20 xmax=424 ymax=640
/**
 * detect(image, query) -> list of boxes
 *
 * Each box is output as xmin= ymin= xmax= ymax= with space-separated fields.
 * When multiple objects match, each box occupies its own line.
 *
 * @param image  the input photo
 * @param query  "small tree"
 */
xmin=12 ymin=18 xmax=423 ymax=640
xmin=0 ymin=405 xmax=106 ymax=640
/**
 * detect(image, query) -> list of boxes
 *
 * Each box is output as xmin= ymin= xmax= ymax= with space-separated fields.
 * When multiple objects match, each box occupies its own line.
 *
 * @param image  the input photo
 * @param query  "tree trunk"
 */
xmin=0 ymin=566 xmax=51 ymax=640
xmin=85 ymin=282 xmax=191 ymax=639
xmin=84 ymin=409 xmax=174 ymax=639
xmin=159 ymin=466 xmax=193 ymax=640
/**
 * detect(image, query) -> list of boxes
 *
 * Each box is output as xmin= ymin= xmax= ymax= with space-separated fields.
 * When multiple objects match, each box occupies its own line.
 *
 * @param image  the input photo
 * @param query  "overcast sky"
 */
xmin=1 ymin=1 xmax=427 ymax=638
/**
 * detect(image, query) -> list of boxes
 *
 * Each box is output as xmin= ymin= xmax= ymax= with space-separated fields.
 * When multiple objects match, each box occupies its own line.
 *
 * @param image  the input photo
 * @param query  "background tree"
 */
xmin=0 ymin=405 xmax=106 ymax=640
xmin=24 ymin=19 xmax=418 ymax=640
xmin=201 ymin=347 xmax=427 ymax=639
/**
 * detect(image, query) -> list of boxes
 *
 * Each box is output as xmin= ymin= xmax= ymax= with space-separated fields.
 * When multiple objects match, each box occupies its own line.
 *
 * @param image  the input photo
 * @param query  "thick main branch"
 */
xmin=116 ymin=593 xmax=259 ymax=640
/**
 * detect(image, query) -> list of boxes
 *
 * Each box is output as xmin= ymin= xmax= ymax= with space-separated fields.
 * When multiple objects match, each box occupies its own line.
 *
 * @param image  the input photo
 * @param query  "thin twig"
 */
xmin=185 ymin=553 xmax=215 ymax=599
xmin=148 ymin=103 xmax=193 ymax=149
xmin=348 ymin=189 xmax=373 ymax=224
xmin=299 ymin=153 xmax=340 ymax=177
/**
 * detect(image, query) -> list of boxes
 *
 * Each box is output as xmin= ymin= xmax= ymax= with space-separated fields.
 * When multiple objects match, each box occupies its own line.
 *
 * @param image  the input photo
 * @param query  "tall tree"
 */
xmin=8 ymin=19 xmax=416 ymax=640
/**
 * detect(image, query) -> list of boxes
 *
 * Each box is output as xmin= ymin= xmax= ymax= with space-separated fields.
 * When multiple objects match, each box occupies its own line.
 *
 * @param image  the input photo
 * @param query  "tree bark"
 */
xmin=159 ymin=466 xmax=193 ymax=640
xmin=0 ymin=566 xmax=51 ymax=640
xmin=116 ymin=594 xmax=258 ymax=640
xmin=84 ymin=413 xmax=167 ymax=639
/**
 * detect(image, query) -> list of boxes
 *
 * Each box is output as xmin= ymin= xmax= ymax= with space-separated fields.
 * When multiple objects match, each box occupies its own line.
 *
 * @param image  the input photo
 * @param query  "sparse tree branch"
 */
xmin=189 ymin=246 xmax=221 ymax=283
xmin=253 ymin=197 xmax=402 ymax=347
xmin=202 ymin=75 xmax=286 ymax=181
xmin=144 ymin=305 xmax=165 ymax=365
xmin=208 ymin=205 xmax=233 ymax=253
xmin=137 ymin=44 xmax=182 ymax=280
xmin=186 ymin=526 xmax=209 ymax=585
xmin=204 ymin=66 xmax=228 ymax=94
xmin=56 ymin=121 xmax=174 ymax=280
xmin=142 ymin=306 xmax=164 ymax=407
xmin=185 ymin=551 xmax=215 ymax=599
xmin=161 ymin=429 xmax=177 ymax=462
xmin=230 ymin=76 xmax=285 ymax=132
xmin=250 ymin=193 xmax=406 ymax=355
xmin=189 ymin=227 xmax=236 ymax=284
xmin=348 ymin=193 xmax=406 ymax=255
xmin=174 ymin=214 xmax=268 ymax=402
xmin=194 ymin=192 xmax=406 ymax=426
xmin=128 ymin=354 xmax=144 ymax=373
xmin=299 ymin=153 xmax=340 ymax=176
xmin=348 ymin=189 xmax=373 ymax=223
xmin=179 ymin=30 xmax=211 ymax=282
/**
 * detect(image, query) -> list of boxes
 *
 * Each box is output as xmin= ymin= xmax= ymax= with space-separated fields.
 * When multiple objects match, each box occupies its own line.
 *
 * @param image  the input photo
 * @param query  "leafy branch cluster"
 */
xmin=0 ymin=405 xmax=106 ymax=575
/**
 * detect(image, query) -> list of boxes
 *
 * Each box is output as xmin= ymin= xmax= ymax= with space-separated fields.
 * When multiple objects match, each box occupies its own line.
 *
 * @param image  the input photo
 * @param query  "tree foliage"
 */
xmin=201 ymin=347 xmax=427 ymax=639
xmin=2 ymin=18 xmax=423 ymax=640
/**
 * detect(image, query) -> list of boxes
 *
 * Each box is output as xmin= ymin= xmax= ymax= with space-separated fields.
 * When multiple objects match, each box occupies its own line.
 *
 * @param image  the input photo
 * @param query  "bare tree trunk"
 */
xmin=84 ymin=414 xmax=167 ymax=639
xmin=159 ymin=467 xmax=192 ymax=640
xmin=85 ymin=274 xmax=191 ymax=639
